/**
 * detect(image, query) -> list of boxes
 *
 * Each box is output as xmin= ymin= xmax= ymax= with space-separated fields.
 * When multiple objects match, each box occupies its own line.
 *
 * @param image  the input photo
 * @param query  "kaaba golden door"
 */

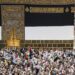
xmin=6 ymin=28 xmax=20 ymax=47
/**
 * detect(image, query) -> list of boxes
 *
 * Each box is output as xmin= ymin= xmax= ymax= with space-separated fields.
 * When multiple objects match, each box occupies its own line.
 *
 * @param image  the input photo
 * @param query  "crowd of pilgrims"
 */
xmin=0 ymin=46 xmax=75 ymax=75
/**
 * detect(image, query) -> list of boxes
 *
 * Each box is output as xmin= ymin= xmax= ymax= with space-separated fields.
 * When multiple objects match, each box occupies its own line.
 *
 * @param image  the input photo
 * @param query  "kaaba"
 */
xmin=0 ymin=0 xmax=74 ymax=49
xmin=0 ymin=1 xmax=75 ymax=75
